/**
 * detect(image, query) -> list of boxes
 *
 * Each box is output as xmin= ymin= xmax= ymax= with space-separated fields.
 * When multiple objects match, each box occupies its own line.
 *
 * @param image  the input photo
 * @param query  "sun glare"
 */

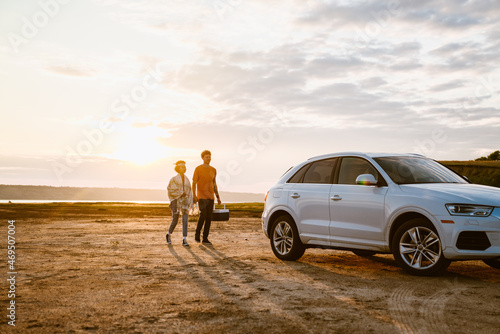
xmin=109 ymin=130 xmax=168 ymax=166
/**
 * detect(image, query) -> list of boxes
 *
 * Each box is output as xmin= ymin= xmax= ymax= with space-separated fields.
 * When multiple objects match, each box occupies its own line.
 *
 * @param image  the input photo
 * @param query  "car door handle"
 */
xmin=291 ymin=193 xmax=301 ymax=199
xmin=331 ymin=195 xmax=342 ymax=201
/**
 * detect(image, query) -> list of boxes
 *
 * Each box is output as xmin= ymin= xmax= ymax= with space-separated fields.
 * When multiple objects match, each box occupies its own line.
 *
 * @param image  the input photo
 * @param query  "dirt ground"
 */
xmin=1 ymin=204 xmax=499 ymax=333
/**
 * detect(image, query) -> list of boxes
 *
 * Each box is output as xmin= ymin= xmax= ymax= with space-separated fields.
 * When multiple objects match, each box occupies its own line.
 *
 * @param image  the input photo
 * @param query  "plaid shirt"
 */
xmin=167 ymin=173 xmax=193 ymax=211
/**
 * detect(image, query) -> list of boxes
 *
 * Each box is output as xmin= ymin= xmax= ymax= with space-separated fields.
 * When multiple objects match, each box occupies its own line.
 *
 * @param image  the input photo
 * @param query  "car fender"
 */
xmin=266 ymin=205 xmax=301 ymax=236
xmin=386 ymin=206 xmax=445 ymax=246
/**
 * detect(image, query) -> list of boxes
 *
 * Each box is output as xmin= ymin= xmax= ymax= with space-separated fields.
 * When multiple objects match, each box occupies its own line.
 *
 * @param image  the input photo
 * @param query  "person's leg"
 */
xmin=167 ymin=200 xmax=179 ymax=243
xmin=181 ymin=209 xmax=189 ymax=238
xmin=168 ymin=200 xmax=180 ymax=234
xmin=196 ymin=199 xmax=208 ymax=240
xmin=180 ymin=209 xmax=189 ymax=246
xmin=202 ymin=199 xmax=214 ymax=241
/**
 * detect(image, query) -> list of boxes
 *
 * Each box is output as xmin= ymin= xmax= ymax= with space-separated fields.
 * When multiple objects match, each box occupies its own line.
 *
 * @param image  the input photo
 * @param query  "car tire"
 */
xmin=483 ymin=258 xmax=500 ymax=269
xmin=270 ymin=215 xmax=305 ymax=261
xmin=352 ymin=250 xmax=377 ymax=257
xmin=392 ymin=218 xmax=451 ymax=276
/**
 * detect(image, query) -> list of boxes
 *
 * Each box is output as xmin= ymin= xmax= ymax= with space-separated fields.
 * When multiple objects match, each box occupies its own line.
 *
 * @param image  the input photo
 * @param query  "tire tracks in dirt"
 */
xmin=389 ymin=278 xmax=466 ymax=334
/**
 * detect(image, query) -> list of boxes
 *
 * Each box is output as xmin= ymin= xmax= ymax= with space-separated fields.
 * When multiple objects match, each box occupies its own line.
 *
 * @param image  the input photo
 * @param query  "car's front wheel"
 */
xmin=392 ymin=218 xmax=451 ymax=276
xmin=270 ymin=215 xmax=305 ymax=261
xmin=483 ymin=258 xmax=500 ymax=269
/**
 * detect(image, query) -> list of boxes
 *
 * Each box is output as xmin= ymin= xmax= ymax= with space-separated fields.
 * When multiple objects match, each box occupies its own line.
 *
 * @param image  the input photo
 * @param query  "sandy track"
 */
xmin=1 ymin=216 xmax=499 ymax=333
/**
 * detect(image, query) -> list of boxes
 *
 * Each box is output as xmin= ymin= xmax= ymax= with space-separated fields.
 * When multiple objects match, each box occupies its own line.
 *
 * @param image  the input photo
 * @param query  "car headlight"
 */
xmin=445 ymin=204 xmax=493 ymax=217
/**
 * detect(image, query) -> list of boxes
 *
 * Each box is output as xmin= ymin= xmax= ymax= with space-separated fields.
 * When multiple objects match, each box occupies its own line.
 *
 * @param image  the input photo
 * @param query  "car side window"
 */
xmin=302 ymin=158 xmax=337 ymax=184
xmin=338 ymin=157 xmax=379 ymax=185
xmin=287 ymin=164 xmax=310 ymax=183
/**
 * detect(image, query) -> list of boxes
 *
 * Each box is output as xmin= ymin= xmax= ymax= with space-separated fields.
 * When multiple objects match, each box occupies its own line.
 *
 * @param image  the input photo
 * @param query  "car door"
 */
xmin=329 ymin=157 xmax=388 ymax=247
xmin=287 ymin=158 xmax=337 ymax=245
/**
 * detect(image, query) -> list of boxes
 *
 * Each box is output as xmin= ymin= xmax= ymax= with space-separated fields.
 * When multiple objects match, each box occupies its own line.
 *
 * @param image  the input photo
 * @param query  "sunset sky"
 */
xmin=1 ymin=0 xmax=499 ymax=194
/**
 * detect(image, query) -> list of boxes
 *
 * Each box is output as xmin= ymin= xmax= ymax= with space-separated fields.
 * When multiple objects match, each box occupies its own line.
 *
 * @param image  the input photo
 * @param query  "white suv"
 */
xmin=262 ymin=152 xmax=500 ymax=275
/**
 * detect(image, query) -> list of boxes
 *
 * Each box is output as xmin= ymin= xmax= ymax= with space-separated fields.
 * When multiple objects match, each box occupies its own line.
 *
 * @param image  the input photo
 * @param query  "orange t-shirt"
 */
xmin=193 ymin=165 xmax=217 ymax=200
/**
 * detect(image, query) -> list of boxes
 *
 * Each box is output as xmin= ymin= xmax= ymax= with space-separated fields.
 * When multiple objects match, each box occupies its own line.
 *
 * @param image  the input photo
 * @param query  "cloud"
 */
xmin=360 ymin=77 xmax=388 ymax=88
xmin=45 ymin=66 xmax=95 ymax=77
xmin=85 ymin=0 xmax=500 ymax=142
xmin=431 ymin=41 xmax=476 ymax=55
xmin=162 ymin=44 xmax=419 ymax=129
xmin=305 ymin=56 xmax=365 ymax=77
xmin=132 ymin=121 xmax=154 ymax=128
xmin=429 ymin=81 xmax=466 ymax=92
xmin=3 ymin=0 xmax=500 ymax=192
xmin=296 ymin=1 xmax=397 ymax=28
xmin=428 ymin=39 xmax=499 ymax=72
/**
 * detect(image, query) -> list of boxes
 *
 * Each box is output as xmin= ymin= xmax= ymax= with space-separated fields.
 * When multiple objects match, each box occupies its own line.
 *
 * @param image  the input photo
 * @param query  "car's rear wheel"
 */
xmin=270 ymin=215 xmax=305 ymax=261
xmin=483 ymin=258 xmax=500 ymax=269
xmin=392 ymin=218 xmax=451 ymax=276
xmin=352 ymin=250 xmax=377 ymax=257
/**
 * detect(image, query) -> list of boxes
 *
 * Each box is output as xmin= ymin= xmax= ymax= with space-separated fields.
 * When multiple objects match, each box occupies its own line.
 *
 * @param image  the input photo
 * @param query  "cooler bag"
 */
xmin=212 ymin=204 xmax=229 ymax=221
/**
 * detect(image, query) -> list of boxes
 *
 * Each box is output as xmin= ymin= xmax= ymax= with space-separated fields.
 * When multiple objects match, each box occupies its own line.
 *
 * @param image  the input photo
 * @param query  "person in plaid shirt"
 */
xmin=166 ymin=160 xmax=193 ymax=246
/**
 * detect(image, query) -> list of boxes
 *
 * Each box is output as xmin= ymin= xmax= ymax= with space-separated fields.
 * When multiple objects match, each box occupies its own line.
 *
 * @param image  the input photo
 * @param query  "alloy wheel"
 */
xmin=273 ymin=221 xmax=293 ymax=256
xmin=399 ymin=226 xmax=441 ymax=270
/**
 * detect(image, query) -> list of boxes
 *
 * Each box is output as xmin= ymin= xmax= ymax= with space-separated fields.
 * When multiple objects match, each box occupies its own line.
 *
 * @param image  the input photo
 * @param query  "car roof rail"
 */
xmin=308 ymin=151 xmax=365 ymax=160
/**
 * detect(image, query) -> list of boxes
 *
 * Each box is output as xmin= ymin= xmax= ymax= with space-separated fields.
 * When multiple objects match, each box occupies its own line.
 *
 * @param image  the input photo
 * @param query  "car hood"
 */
xmin=398 ymin=183 xmax=500 ymax=206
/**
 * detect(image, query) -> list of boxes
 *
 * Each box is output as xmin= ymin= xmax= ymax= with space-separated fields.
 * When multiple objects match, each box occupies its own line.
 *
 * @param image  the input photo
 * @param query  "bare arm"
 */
xmin=192 ymin=179 xmax=198 ymax=203
xmin=214 ymin=179 xmax=221 ymax=205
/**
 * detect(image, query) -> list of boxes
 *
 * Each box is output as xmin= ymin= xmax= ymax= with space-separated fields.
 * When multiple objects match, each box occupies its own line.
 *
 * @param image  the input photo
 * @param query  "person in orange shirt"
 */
xmin=192 ymin=150 xmax=222 ymax=244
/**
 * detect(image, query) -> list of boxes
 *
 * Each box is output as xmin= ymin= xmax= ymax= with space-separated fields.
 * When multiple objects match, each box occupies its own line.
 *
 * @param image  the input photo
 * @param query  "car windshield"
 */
xmin=373 ymin=156 xmax=468 ymax=185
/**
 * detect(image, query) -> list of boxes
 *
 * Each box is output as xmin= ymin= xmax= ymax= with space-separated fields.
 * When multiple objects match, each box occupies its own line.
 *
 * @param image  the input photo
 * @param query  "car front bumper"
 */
xmin=438 ymin=208 xmax=500 ymax=260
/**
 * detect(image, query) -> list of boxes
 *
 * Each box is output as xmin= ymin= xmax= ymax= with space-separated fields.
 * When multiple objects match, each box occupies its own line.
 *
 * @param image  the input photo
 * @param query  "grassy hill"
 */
xmin=441 ymin=161 xmax=500 ymax=187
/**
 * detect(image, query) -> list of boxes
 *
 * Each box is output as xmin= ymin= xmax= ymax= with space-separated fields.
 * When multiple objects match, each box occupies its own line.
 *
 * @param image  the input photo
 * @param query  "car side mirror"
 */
xmin=356 ymin=174 xmax=378 ymax=186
